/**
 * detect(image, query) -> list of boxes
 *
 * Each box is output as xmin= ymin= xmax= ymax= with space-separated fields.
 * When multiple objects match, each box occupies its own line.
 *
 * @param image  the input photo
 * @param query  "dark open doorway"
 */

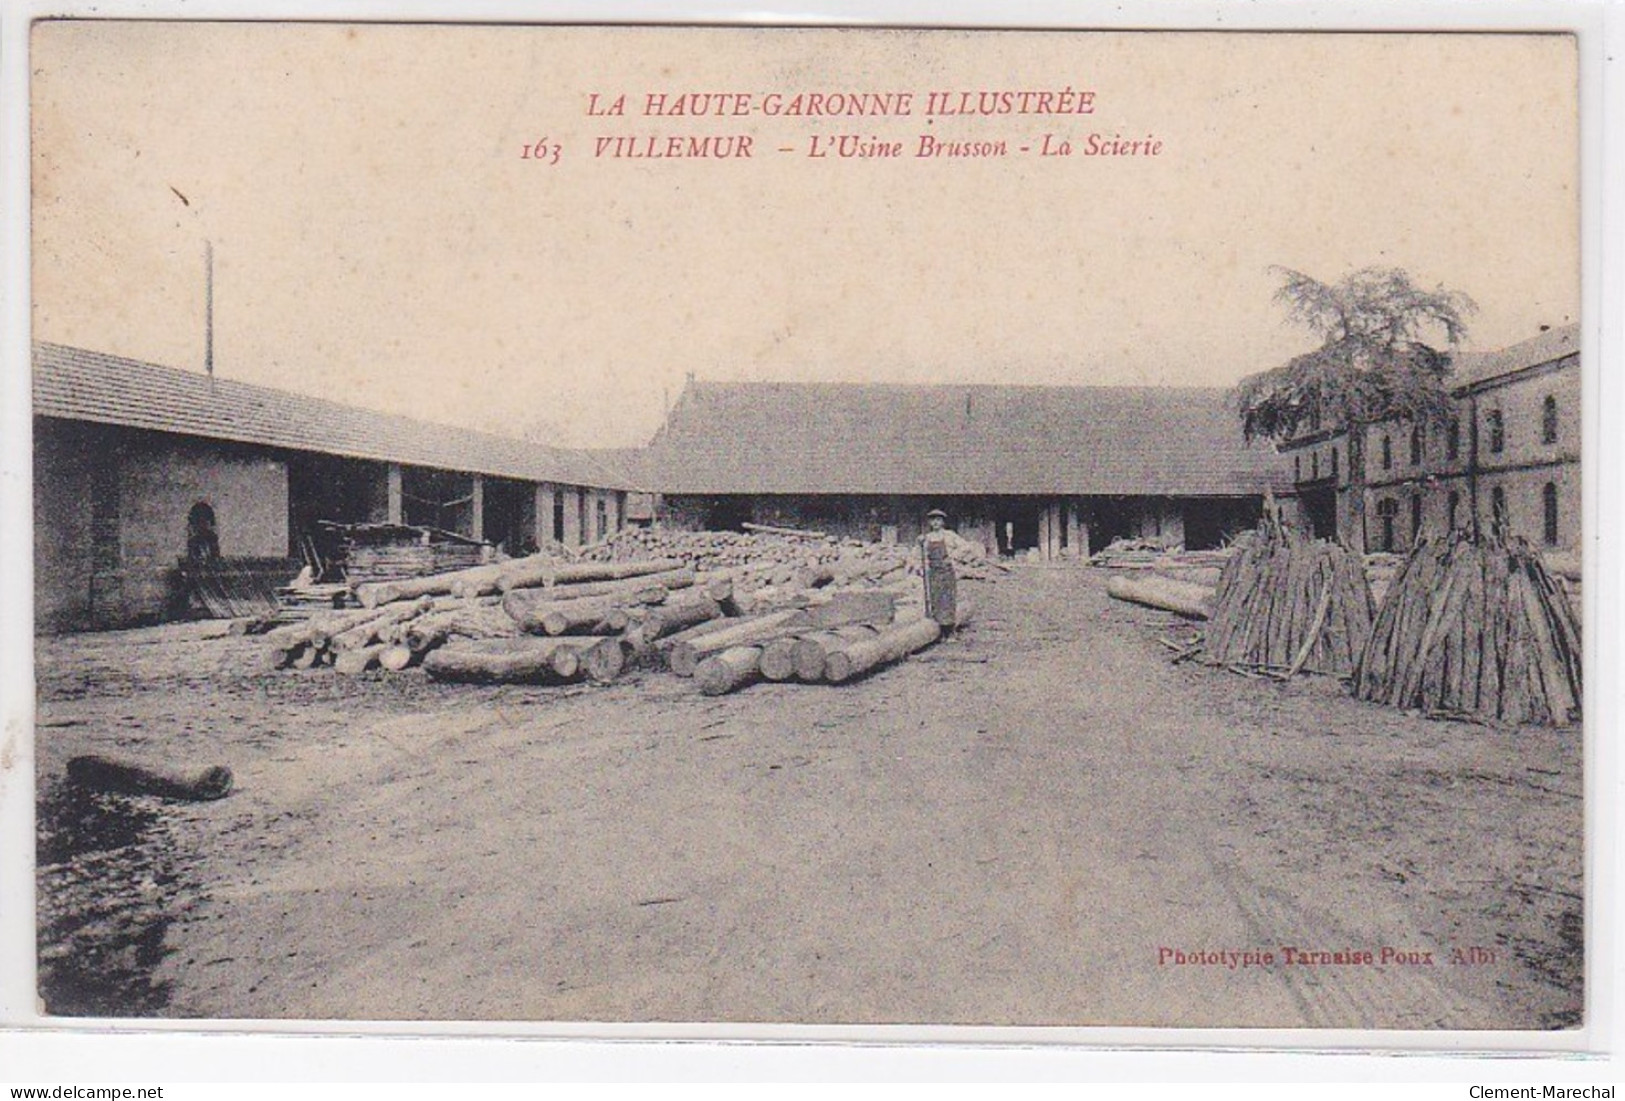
xmin=1299 ymin=487 xmax=1337 ymax=541
xmin=992 ymin=498 xmax=1042 ymax=557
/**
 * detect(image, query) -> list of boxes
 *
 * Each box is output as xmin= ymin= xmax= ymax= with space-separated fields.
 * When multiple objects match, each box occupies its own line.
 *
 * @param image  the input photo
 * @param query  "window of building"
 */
xmin=1330 ymin=447 xmax=1338 ymax=480
xmin=1491 ymin=485 xmax=1508 ymax=533
xmin=1311 ymin=452 xmax=1319 ymax=480
xmin=595 ymin=496 xmax=609 ymax=541
xmin=1447 ymin=490 xmax=1460 ymax=531
xmin=1446 ymin=418 xmax=1460 ymax=461
xmin=1294 ymin=455 xmax=1301 ymax=482
xmin=1376 ymin=498 xmax=1399 ymax=552
xmin=1487 ymin=409 xmax=1505 ymax=454
xmin=1410 ymin=424 xmax=1424 ymax=465
xmin=1542 ymin=396 xmax=1559 ymax=445
xmin=1410 ymin=495 xmax=1423 ymax=544
xmin=1543 ymin=483 xmax=1559 ymax=546
xmin=552 ymin=494 xmax=565 ymax=544
xmin=1381 ymin=433 xmax=1393 ymax=470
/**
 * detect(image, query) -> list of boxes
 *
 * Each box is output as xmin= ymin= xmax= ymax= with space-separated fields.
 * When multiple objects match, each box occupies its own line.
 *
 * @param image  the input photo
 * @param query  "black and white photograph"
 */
xmin=8 ymin=13 xmax=1606 ymax=1053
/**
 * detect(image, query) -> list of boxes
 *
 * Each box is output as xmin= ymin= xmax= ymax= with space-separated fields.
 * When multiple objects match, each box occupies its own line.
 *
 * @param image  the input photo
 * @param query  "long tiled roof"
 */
xmin=33 ymin=342 xmax=632 ymax=489
xmin=650 ymin=381 xmax=1281 ymax=497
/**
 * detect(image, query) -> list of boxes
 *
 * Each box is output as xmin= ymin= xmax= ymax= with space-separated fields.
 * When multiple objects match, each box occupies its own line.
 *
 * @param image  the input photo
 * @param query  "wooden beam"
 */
xmin=562 ymin=487 xmax=583 ymax=547
xmin=470 ymin=475 xmax=485 ymax=542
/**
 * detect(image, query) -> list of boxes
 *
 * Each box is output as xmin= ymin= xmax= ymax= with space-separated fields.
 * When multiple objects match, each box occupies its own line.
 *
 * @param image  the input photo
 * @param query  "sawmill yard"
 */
xmin=33 ymin=563 xmax=1583 ymax=1031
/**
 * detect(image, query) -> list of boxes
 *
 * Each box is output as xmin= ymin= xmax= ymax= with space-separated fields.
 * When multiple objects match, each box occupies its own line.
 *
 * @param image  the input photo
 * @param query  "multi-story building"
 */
xmin=1280 ymin=324 xmax=1580 ymax=555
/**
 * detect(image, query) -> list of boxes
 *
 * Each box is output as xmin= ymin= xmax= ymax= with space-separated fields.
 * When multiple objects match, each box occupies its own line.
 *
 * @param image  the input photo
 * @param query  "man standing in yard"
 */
xmin=921 ymin=508 xmax=958 ymax=632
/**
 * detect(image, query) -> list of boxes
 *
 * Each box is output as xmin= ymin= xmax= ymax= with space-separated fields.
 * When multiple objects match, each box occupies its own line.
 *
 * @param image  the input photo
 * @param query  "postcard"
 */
xmin=11 ymin=13 xmax=1604 ymax=1057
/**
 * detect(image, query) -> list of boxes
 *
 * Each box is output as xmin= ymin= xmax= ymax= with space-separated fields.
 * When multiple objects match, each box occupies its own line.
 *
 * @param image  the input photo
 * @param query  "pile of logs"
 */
xmin=1202 ymin=522 xmax=1374 ymax=678
xmin=578 ymin=524 xmax=1003 ymax=581
xmin=1352 ymin=532 xmax=1582 ymax=726
xmin=247 ymin=530 xmax=954 ymax=693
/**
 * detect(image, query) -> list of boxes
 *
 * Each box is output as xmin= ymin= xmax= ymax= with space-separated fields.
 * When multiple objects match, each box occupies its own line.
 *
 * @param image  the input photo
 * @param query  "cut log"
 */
xmin=379 ymin=645 xmax=418 ymax=672
xmin=494 ymin=557 xmax=687 ymax=593
xmin=498 ymin=566 xmax=695 ymax=601
xmin=67 ymin=754 xmax=233 ymax=801
xmin=696 ymin=645 xmax=764 ymax=696
xmin=447 ymin=560 xmax=523 ymax=600
xmin=503 ymin=591 xmax=639 ymax=636
xmin=405 ymin=604 xmax=522 ymax=652
xmin=668 ymin=609 xmax=811 ymax=677
xmin=583 ymin=638 xmax=628 ymax=684
xmin=424 ymin=637 xmax=587 ymax=684
xmin=327 ymin=596 xmax=435 ymax=651
xmin=758 ymin=637 xmax=802 ymax=681
xmin=633 ymin=595 xmax=724 ymax=646
xmin=824 ymin=617 xmax=942 ymax=684
xmin=791 ymin=625 xmax=883 ymax=682
xmin=1106 ymin=575 xmax=1213 ymax=620
xmin=333 ymin=643 xmax=388 ymax=676
xmin=804 ymin=589 xmax=899 ymax=628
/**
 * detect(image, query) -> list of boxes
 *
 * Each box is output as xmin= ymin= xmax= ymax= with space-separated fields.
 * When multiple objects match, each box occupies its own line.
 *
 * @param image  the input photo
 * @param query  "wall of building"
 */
xmin=34 ymin=419 xmax=99 ymax=634
xmin=1286 ymin=354 xmax=1580 ymax=554
xmin=117 ymin=433 xmax=289 ymax=624
xmin=659 ymin=493 xmax=1256 ymax=559
xmin=35 ymin=421 xmax=290 ymax=632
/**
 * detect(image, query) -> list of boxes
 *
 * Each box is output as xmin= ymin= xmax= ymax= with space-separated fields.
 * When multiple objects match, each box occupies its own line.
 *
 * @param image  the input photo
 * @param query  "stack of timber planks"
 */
xmin=1352 ymin=532 xmax=1582 ymax=726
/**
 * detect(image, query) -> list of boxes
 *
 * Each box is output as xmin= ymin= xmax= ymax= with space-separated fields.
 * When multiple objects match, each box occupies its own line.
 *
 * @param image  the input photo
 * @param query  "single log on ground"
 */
xmin=424 ymin=637 xmax=587 ymax=684
xmin=67 ymin=754 xmax=233 ymax=801
xmin=696 ymin=645 xmax=764 ymax=696
xmin=791 ymin=625 xmax=883 ymax=682
xmin=668 ymin=609 xmax=811 ymax=677
xmin=824 ymin=617 xmax=942 ymax=684
xmin=1106 ymin=575 xmax=1213 ymax=620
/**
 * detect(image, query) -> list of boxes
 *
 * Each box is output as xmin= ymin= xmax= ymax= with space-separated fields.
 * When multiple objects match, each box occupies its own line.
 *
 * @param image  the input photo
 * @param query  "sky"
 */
xmin=30 ymin=23 xmax=1580 ymax=448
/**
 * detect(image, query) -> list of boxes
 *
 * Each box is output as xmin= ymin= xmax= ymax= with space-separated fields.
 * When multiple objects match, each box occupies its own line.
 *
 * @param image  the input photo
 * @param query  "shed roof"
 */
xmin=650 ymin=381 xmax=1281 ymax=497
xmin=33 ymin=342 xmax=632 ymax=490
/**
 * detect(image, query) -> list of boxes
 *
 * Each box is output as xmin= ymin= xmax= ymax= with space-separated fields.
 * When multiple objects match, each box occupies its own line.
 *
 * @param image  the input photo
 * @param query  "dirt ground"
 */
xmin=32 ymin=567 xmax=1583 ymax=1029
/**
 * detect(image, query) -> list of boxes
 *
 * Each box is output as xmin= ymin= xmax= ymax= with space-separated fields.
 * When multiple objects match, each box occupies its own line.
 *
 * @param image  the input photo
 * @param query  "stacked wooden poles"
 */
xmin=1203 ymin=522 xmax=1374 ymax=677
xmin=1353 ymin=532 xmax=1581 ymax=725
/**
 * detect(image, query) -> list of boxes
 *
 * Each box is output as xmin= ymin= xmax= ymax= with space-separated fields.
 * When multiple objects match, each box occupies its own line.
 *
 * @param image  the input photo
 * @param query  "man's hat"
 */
xmin=925 ymin=508 xmax=947 ymax=519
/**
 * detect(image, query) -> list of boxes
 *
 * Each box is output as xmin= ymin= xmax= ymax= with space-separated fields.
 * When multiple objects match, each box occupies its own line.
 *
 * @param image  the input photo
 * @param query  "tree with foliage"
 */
xmin=1236 ymin=267 xmax=1476 ymax=551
